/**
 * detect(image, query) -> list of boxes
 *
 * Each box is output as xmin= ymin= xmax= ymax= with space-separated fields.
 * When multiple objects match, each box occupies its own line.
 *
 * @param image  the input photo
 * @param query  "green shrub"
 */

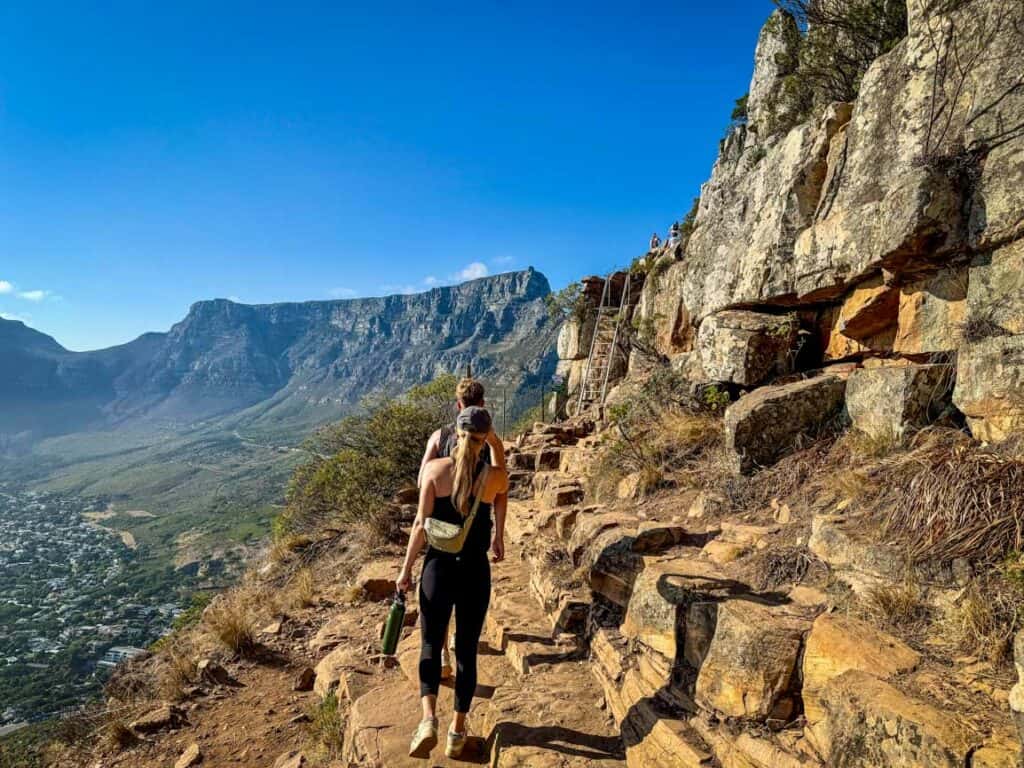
xmin=282 ymin=375 xmax=456 ymax=541
xmin=767 ymin=1 xmax=908 ymax=134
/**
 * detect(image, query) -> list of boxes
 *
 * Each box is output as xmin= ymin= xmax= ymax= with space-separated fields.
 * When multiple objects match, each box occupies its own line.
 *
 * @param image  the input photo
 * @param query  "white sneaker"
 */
xmin=440 ymin=646 xmax=453 ymax=680
xmin=445 ymin=727 xmax=467 ymax=758
xmin=409 ymin=717 xmax=438 ymax=758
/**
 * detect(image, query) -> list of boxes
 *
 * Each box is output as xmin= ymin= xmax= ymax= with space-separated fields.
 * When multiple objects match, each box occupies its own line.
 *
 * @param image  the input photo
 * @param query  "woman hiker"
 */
xmin=417 ymin=376 xmax=507 ymax=680
xmin=397 ymin=405 xmax=509 ymax=759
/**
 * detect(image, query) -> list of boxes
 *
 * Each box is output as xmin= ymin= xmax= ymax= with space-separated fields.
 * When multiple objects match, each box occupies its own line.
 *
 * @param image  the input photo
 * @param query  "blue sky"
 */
xmin=1 ymin=1 xmax=773 ymax=351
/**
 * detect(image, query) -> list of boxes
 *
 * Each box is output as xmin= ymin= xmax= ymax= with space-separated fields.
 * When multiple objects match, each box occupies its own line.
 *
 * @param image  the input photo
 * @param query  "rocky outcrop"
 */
xmin=746 ymin=10 xmax=802 ymax=139
xmin=725 ymin=375 xmax=847 ymax=473
xmin=845 ymin=363 xmax=953 ymax=440
xmin=694 ymin=601 xmax=806 ymax=721
xmin=697 ymin=310 xmax=799 ymax=386
xmin=807 ymin=670 xmax=973 ymax=767
xmin=954 ymin=334 xmax=1024 ymax=441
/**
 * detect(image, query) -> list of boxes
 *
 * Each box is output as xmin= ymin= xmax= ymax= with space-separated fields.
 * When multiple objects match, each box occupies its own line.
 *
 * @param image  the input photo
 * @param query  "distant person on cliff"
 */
xmin=668 ymin=221 xmax=681 ymax=246
xmin=649 ymin=232 xmax=661 ymax=251
xmin=417 ymin=376 xmax=507 ymax=680
xmin=398 ymin=406 xmax=509 ymax=759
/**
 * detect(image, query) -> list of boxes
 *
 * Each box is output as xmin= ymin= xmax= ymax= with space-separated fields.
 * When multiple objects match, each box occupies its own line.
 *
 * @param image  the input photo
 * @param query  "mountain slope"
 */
xmin=0 ymin=268 xmax=558 ymax=451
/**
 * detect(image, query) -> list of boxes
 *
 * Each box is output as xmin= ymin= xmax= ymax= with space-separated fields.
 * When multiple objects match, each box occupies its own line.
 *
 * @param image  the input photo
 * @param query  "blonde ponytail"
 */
xmin=452 ymin=428 xmax=486 ymax=517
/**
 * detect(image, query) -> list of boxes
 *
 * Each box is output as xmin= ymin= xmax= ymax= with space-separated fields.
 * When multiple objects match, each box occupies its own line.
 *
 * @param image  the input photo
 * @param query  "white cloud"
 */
xmin=329 ymin=287 xmax=358 ymax=299
xmin=0 ymin=312 xmax=30 ymax=323
xmin=0 ymin=280 xmax=12 ymax=294
xmin=18 ymin=289 xmax=49 ymax=302
xmin=454 ymin=262 xmax=489 ymax=281
xmin=423 ymin=276 xmax=439 ymax=287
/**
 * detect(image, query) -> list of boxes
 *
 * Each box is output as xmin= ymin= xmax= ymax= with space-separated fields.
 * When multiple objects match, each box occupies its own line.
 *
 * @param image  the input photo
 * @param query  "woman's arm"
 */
xmin=397 ymin=470 xmax=436 ymax=591
xmin=486 ymin=428 xmax=506 ymax=470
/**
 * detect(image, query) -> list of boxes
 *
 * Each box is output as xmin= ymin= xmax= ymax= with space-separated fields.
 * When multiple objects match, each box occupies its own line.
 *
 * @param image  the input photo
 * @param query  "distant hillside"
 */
xmin=0 ymin=268 xmax=558 ymax=453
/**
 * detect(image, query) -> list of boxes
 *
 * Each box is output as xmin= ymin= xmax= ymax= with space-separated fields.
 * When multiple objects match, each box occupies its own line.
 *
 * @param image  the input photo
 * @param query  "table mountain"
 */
xmin=0 ymin=268 xmax=557 ymax=452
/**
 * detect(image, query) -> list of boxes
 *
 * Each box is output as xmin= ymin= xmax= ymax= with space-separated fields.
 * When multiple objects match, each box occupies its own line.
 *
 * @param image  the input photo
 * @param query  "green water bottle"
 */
xmin=381 ymin=590 xmax=406 ymax=656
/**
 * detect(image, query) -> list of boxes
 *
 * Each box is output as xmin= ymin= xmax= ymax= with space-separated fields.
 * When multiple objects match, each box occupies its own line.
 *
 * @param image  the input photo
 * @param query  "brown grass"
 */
xmin=838 ymin=427 xmax=902 ymax=461
xmin=859 ymin=429 xmax=1024 ymax=563
xmin=204 ymin=593 xmax=257 ymax=655
xmin=749 ymin=547 xmax=819 ymax=591
xmin=100 ymin=718 xmax=139 ymax=753
xmin=940 ymin=578 xmax=1024 ymax=663
xmin=156 ymin=640 xmax=197 ymax=701
xmin=290 ymin=567 xmax=317 ymax=608
xmin=589 ymin=408 xmax=721 ymax=501
xmin=859 ymin=579 xmax=928 ymax=629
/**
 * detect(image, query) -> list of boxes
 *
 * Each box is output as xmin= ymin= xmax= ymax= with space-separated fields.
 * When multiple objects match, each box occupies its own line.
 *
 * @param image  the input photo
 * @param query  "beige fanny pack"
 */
xmin=424 ymin=465 xmax=489 ymax=554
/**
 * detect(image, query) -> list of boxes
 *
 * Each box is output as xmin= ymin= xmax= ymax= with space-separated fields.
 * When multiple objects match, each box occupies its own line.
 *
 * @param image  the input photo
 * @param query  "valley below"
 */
xmin=0 ymin=485 xmax=206 ymax=727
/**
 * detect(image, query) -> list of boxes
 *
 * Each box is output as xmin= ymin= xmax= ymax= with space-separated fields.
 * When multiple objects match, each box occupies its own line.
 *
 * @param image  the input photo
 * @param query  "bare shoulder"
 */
xmin=425 ymin=457 xmax=453 ymax=481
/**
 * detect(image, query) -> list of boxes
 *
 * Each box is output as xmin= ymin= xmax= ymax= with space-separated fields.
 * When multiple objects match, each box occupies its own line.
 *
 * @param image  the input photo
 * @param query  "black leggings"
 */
xmin=418 ymin=550 xmax=491 ymax=713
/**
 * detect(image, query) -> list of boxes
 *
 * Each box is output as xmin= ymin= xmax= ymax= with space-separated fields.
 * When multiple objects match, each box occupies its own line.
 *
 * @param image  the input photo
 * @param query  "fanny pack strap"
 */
xmin=461 ymin=463 xmax=489 ymax=531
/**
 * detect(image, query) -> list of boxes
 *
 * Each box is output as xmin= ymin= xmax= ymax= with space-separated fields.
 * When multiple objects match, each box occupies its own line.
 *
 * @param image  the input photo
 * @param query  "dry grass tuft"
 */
xmin=859 ymin=429 xmax=1024 ymax=563
xmin=101 ymin=718 xmax=139 ymax=753
xmin=940 ymin=578 xmax=1024 ymax=663
xmin=290 ymin=567 xmax=317 ymax=608
xmin=204 ymin=592 xmax=257 ymax=655
xmin=590 ymin=406 xmax=721 ymax=502
xmin=859 ymin=578 xmax=928 ymax=629
xmin=155 ymin=639 xmax=197 ymax=701
xmin=838 ymin=427 xmax=902 ymax=461
xmin=749 ymin=547 xmax=818 ymax=591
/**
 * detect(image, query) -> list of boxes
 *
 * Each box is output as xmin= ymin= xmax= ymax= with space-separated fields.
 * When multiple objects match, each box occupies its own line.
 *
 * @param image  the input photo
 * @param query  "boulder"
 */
xmin=272 ymin=752 xmax=305 ymax=768
xmin=807 ymin=670 xmax=972 ymax=768
xmin=354 ymin=560 xmax=400 ymax=601
xmin=808 ymin=514 xmax=909 ymax=594
xmin=196 ymin=658 xmax=239 ymax=687
xmin=632 ymin=520 xmax=690 ymax=553
xmin=174 ymin=743 xmax=202 ymax=768
xmin=293 ymin=666 xmax=316 ymax=692
xmin=802 ymin=614 xmax=921 ymax=726
xmin=697 ymin=310 xmax=799 ymax=386
xmin=954 ymin=334 xmax=1024 ymax=442
xmin=314 ymin=645 xmax=358 ymax=699
xmin=129 ymin=704 xmax=186 ymax=734
xmin=822 ymin=275 xmax=899 ymax=360
xmin=893 ymin=268 xmax=968 ymax=355
xmin=845 ymin=363 xmax=954 ymax=441
xmin=724 ymin=375 xmax=847 ymax=474
xmin=694 ymin=601 xmax=806 ymax=721
xmin=622 ymin=556 xmax=747 ymax=662
xmin=967 ymin=239 xmax=1024 ymax=338
xmin=621 ymin=699 xmax=714 ymax=768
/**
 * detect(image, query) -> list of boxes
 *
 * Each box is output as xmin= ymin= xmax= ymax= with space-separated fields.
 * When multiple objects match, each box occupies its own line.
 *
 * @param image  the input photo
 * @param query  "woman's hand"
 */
xmin=490 ymin=534 xmax=505 ymax=563
xmin=396 ymin=568 xmax=414 ymax=593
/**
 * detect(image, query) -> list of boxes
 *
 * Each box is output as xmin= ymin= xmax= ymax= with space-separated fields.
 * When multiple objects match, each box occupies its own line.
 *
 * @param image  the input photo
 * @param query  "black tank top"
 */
xmin=429 ymin=484 xmax=492 ymax=558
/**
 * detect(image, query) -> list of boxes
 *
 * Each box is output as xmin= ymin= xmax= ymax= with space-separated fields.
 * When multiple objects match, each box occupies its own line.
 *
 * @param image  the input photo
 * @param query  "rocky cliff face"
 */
xmin=558 ymin=0 xmax=1024 ymax=448
xmin=0 ymin=269 xmax=557 ymax=450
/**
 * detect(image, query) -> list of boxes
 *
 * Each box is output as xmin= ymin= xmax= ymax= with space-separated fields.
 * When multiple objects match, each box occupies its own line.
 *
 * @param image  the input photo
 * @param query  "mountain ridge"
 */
xmin=0 ymin=267 xmax=558 ymax=452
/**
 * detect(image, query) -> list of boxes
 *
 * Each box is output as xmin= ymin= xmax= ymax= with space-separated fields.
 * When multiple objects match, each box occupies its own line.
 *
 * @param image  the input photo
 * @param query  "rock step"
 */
xmin=344 ymin=534 xmax=625 ymax=767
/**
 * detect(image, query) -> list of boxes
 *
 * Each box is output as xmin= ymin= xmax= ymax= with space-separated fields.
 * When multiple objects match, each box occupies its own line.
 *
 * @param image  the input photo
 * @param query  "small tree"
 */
xmin=769 ymin=0 xmax=909 ymax=131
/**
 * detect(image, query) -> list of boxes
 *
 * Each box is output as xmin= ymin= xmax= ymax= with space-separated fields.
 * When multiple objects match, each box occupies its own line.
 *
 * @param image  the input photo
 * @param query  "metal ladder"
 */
xmin=575 ymin=274 xmax=631 ymax=415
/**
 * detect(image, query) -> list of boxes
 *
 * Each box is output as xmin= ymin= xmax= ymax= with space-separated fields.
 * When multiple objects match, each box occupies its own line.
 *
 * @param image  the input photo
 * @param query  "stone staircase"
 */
xmin=335 ymin=421 xmax=1021 ymax=767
